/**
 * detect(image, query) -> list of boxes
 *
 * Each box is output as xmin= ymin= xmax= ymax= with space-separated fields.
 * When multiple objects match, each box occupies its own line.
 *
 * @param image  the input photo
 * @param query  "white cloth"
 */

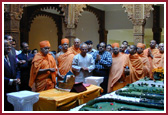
xmin=16 ymin=50 xmax=22 ymax=55
xmin=72 ymin=54 xmax=95 ymax=83
xmin=85 ymin=76 xmax=104 ymax=86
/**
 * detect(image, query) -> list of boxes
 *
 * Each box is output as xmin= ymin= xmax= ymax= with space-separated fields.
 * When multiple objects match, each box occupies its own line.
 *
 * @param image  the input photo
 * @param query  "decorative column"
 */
xmin=122 ymin=4 xmax=153 ymax=45
xmin=60 ymin=4 xmax=87 ymax=45
xmin=152 ymin=5 xmax=162 ymax=44
xmin=4 ymin=4 xmax=26 ymax=50
xmin=7 ymin=91 xmax=39 ymax=111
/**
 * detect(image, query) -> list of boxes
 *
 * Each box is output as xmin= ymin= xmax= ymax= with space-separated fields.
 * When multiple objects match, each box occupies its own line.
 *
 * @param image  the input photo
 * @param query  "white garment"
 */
xmin=16 ymin=50 xmax=22 ymax=55
xmin=72 ymin=54 xmax=95 ymax=83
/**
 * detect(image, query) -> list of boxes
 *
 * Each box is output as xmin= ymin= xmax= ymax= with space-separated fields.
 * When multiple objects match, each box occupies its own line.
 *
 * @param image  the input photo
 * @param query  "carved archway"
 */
xmin=84 ymin=5 xmax=108 ymax=43
xmin=20 ymin=4 xmax=63 ymax=46
xmin=20 ymin=4 xmax=107 ymax=47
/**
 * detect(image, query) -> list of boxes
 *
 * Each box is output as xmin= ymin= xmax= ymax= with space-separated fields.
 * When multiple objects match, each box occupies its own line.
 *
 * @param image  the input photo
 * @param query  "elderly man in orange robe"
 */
xmin=68 ymin=38 xmax=81 ymax=55
xmin=124 ymin=45 xmax=144 ymax=84
xmin=137 ymin=43 xmax=150 ymax=78
xmin=29 ymin=40 xmax=57 ymax=92
xmin=108 ymin=43 xmax=128 ymax=92
xmin=144 ymin=40 xmax=159 ymax=79
xmin=153 ymin=43 xmax=164 ymax=69
xmin=56 ymin=38 xmax=75 ymax=77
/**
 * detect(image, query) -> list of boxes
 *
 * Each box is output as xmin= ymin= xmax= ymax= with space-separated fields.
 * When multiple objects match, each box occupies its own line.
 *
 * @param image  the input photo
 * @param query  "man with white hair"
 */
xmin=72 ymin=43 xmax=95 ymax=83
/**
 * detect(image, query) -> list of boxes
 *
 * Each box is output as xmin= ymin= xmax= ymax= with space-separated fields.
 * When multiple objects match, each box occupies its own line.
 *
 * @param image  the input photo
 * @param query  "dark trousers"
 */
xmin=93 ymin=69 xmax=109 ymax=94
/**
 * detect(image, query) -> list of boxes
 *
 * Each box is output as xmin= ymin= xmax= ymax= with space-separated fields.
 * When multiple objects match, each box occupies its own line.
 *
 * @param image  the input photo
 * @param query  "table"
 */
xmin=33 ymin=84 xmax=103 ymax=111
xmin=7 ymin=91 xmax=39 ymax=111
xmin=85 ymin=76 xmax=104 ymax=86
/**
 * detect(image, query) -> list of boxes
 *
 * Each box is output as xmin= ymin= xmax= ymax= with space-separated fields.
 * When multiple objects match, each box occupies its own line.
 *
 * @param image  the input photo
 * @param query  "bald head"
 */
xmin=80 ymin=43 xmax=88 ymax=57
xmin=129 ymin=45 xmax=137 ymax=55
xmin=150 ymin=40 xmax=156 ymax=49
xmin=158 ymin=43 xmax=164 ymax=53
xmin=73 ymin=38 xmax=81 ymax=49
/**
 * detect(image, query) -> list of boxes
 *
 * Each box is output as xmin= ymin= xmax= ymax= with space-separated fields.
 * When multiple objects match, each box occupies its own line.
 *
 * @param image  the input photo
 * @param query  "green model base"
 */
xmin=115 ymin=83 xmax=164 ymax=100
xmin=79 ymin=98 xmax=164 ymax=111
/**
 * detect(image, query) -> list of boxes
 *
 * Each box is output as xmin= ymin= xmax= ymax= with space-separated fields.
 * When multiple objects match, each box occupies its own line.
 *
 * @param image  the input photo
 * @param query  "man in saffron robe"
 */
xmin=68 ymin=38 xmax=81 ymax=55
xmin=153 ymin=43 xmax=164 ymax=69
xmin=137 ymin=43 xmax=150 ymax=77
xmin=29 ymin=40 xmax=57 ymax=92
xmin=144 ymin=40 xmax=159 ymax=79
xmin=108 ymin=43 xmax=128 ymax=92
xmin=56 ymin=38 xmax=75 ymax=76
xmin=124 ymin=45 xmax=144 ymax=84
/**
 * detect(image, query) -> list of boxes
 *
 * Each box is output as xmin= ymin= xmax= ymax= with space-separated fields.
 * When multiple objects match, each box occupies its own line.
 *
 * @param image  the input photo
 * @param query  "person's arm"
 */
xmin=72 ymin=56 xmax=81 ymax=72
xmin=38 ymin=68 xmax=56 ymax=75
xmin=4 ymin=76 xmax=20 ymax=86
xmin=57 ymin=68 xmax=64 ymax=79
xmin=148 ymin=49 xmax=153 ymax=59
xmin=99 ymin=52 xmax=112 ymax=68
xmin=87 ymin=56 xmax=95 ymax=73
xmin=18 ymin=60 xmax=28 ymax=68
xmin=55 ymin=53 xmax=59 ymax=65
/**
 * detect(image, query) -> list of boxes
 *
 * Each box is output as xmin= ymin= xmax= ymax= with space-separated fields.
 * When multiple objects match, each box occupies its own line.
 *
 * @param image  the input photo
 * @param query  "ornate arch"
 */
xmin=20 ymin=4 xmax=63 ymax=45
xmin=84 ymin=5 xmax=108 ymax=43
xmin=27 ymin=4 xmax=63 ymax=31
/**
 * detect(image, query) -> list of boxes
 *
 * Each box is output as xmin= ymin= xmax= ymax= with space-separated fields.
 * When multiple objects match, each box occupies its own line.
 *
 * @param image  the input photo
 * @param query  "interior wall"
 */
xmin=29 ymin=16 xmax=58 ymax=52
xmin=27 ymin=4 xmax=164 ymax=50
xmin=76 ymin=11 xmax=99 ymax=49
xmin=105 ymin=4 xmax=164 ymax=46
xmin=107 ymin=28 xmax=164 ymax=48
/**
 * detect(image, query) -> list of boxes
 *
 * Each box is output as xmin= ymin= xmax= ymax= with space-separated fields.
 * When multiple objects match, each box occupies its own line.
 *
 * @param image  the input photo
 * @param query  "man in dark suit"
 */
xmin=4 ymin=35 xmax=16 ymax=58
xmin=4 ymin=40 xmax=21 ymax=111
xmin=17 ymin=42 xmax=34 ymax=91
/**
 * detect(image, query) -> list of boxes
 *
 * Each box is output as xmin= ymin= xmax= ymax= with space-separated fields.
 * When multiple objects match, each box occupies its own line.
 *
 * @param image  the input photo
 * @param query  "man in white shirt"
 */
xmin=72 ymin=43 xmax=95 ymax=83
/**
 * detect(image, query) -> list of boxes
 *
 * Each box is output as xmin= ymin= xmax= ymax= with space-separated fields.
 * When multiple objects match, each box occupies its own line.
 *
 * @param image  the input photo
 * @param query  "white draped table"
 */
xmin=7 ymin=90 xmax=39 ymax=111
xmin=85 ymin=76 xmax=104 ymax=86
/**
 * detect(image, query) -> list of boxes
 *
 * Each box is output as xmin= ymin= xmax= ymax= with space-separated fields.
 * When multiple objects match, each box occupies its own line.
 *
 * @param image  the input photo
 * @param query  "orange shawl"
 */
xmin=144 ymin=48 xmax=159 ymax=79
xmin=29 ymin=52 xmax=57 ymax=92
xmin=137 ymin=53 xmax=150 ymax=77
xmin=68 ymin=45 xmax=81 ymax=55
xmin=153 ymin=52 xmax=164 ymax=69
xmin=108 ymin=53 xmax=127 ymax=92
xmin=124 ymin=54 xmax=144 ymax=84
xmin=57 ymin=51 xmax=75 ymax=75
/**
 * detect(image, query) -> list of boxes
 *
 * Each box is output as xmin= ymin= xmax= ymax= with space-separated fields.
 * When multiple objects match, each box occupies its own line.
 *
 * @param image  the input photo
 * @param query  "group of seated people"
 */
xmin=4 ymin=34 xmax=164 ymax=111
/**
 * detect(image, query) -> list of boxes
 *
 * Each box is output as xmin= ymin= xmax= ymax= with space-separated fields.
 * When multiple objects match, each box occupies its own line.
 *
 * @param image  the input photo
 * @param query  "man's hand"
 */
xmin=96 ymin=54 xmax=101 ymax=61
xmin=18 ymin=60 xmax=26 ymax=64
xmin=82 ymin=67 xmax=89 ymax=71
xmin=13 ymin=78 xmax=21 ymax=84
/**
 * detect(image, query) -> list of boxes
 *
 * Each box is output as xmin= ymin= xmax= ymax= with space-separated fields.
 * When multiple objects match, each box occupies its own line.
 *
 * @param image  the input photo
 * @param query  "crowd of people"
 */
xmin=4 ymin=35 xmax=164 ymax=111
